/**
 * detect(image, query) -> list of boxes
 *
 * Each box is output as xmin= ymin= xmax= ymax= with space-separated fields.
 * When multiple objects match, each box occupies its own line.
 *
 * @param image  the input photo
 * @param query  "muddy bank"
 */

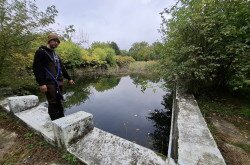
xmin=205 ymin=114 xmax=250 ymax=165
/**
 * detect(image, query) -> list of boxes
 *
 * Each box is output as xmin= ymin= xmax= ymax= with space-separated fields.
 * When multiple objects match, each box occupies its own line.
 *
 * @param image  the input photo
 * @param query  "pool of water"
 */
xmin=64 ymin=74 xmax=172 ymax=155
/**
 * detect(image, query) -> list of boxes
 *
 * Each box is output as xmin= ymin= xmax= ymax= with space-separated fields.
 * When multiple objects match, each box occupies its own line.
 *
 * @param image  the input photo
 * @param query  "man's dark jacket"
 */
xmin=33 ymin=46 xmax=71 ymax=86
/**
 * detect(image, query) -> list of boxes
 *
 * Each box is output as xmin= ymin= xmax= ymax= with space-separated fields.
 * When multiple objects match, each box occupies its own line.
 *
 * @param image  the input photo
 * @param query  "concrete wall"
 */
xmin=167 ymin=89 xmax=179 ymax=161
xmin=168 ymin=88 xmax=226 ymax=165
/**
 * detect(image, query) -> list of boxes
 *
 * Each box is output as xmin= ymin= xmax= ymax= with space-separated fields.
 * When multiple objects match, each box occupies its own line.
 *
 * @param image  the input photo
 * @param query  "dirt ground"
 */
xmin=205 ymin=113 xmax=250 ymax=165
xmin=0 ymin=107 xmax=84 ymax=165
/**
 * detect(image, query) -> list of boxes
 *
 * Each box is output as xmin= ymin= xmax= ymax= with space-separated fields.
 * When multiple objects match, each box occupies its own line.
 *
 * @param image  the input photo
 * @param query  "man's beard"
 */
xmin=50 ymin=44 xmax=58 ymax=49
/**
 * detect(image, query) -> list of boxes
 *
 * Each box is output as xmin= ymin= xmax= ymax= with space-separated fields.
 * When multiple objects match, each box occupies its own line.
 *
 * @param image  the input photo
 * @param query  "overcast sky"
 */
xmin=36 ymin=0 xmax=175 ymax=50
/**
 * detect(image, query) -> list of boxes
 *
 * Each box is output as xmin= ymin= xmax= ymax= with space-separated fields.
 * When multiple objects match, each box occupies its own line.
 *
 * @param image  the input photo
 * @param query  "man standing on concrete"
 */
xmin=33 ymin=33 xmax=75 ymax=120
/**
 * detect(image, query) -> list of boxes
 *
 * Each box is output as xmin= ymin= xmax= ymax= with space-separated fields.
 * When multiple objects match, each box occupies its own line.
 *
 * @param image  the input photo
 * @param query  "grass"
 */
xmin=24 ymin=132 xmax=34 ymax=140
xmin=197 ymin=92 xmax=250 ymax=120
xmin=0 ymin=111 xmax=7 ymax=119
xmin=233 ymin=143 xmax=250 ymax=153
xmin=62 ymin=153 xmax=78 ymax=165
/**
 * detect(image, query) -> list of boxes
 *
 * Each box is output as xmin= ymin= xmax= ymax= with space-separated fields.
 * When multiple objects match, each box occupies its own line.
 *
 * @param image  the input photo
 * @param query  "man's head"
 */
xmin=47 ymin=33 xmax=60 ymax=49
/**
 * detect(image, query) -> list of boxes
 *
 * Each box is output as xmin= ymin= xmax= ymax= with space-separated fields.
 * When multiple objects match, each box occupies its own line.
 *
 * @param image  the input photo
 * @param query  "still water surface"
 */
xmin=64 ymin=75 xmax=171 ymax=155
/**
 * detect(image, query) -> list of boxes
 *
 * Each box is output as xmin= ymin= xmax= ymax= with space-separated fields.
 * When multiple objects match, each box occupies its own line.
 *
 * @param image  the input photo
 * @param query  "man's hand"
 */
xmin=39 ymin=85 xmax=47 ymax=93
xmin=69 ymin=79 xmax=75 ymax=85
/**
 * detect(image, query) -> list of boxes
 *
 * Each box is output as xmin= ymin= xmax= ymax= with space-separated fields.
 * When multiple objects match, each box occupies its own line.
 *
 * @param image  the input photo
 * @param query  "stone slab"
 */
xmin=7 ymin=95 xmax=39 ymax=113
xmin=15 ymin=105 xmax=55 ymax=144
xmin=67 ymin=128 xmax=167 ymax=165
xmin=176 ymin=90 xmax=226 ymax=165
xmin=0 ymin=98 xmax=10 ymax=112
xmin=52 ymin=111 xmax=93 ymax=148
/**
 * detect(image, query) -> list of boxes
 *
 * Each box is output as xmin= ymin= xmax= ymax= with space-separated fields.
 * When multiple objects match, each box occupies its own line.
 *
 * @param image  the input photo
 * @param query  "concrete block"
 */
xmin=175 ymin=89 xmax=226 ymax=165
xmin=52 ymin=111 xmax=93 ymax=148
xmin=15 ymin=105 xmax=55 ymax=144
xmin=0 ymin=98 xmax=10 ymax=112
xmin=7 ymin=95 xmax=39 ymax=113
xmin=67 ymin=128 xmax=167 ymax=165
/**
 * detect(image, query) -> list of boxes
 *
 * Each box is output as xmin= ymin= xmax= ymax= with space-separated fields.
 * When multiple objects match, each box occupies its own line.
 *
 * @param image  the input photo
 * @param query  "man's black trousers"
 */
xmin=45 ymin=83 xmax=64 ymax=120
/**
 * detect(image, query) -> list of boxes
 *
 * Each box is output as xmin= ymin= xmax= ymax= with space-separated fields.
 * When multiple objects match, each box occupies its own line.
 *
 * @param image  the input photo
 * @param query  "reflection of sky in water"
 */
xmin=65 ymin=76 xmax=170 ymax=151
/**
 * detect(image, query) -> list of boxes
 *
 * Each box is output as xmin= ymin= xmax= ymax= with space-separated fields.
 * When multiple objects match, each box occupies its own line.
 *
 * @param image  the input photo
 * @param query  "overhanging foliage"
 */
xmin=160 ymin=0 xmax=250 ymax=92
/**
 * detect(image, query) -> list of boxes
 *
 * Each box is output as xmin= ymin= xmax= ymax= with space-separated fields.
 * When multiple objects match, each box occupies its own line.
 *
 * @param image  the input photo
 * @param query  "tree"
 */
xmin=151 ymin=42 xmax=164 ymax=60
xmin=129 ymin=42 xmax=153 ymax=61
xmin=62 ymin=25 xmax=76 ymax=41
xmin=120 ymin=49 xmax=129 ymax=56
xmin=0 ymin=0 xmax=58 ymax=73
xmin=160 ymin=0 xmax=250 ymax=92
xmin=89 ymin=41 xmax=110 ymax=52
xmin=109 ymin=41 xmax=121 ymax=55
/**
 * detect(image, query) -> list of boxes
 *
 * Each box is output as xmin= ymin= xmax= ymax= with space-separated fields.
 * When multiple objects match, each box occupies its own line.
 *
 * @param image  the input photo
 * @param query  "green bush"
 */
xmin=92 ymin=48 xmax=107 ymax=61
xmin=115 ymin=56 xmax=135 ymax=67
xmin=57 ymin=41 xmax=83 ymax=68
xmin=129 ymin=42 xmax=153 ymax=61
xmin=160 ymin=0 xmax=250 ymax=93
xmin=104 ymin=48 xmax=116 ymax=66
xmin=85 ymin=47 xmax=116 ymax=67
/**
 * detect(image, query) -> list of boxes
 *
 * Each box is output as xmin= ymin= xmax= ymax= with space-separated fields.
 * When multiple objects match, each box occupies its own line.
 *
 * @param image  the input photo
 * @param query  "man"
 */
xmin=33 ymin=33 xmax=75 ymax=120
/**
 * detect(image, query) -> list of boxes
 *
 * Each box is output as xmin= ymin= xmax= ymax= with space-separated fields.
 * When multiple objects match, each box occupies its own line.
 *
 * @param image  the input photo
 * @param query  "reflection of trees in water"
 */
xmin=63 ymin=77 xmax=92 ymax=108
xmin=130 ymin=74 xmax=162 ymax=92
xmin=147 ymin=93 xmax=172 ymax=155
xmin=93 ymin=76 xmax=120 ymax=92
xmin=63 ymin=75 xmax=121 ymax=108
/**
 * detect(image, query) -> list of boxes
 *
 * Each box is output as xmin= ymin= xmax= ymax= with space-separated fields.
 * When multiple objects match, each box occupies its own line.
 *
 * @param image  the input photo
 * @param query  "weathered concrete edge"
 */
xmin=67 ymin=127 xmax=168 ymax=165
xmin=175 ymin=88 xmax=226 ymax=165
xmin=15 ymin=105 xmax=56 ymax=145
xmin=167 ymin=89 xmax=179 ymax=162
xmin=52 ymin=111 xmax=94 ymax=149
xmin=0 ymin=98 xmax=11 ymax=112
xmin=0 ymin=103 xmax=55 ymax=145
xmin=7 ymin=95 xmax=39 ymax=113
